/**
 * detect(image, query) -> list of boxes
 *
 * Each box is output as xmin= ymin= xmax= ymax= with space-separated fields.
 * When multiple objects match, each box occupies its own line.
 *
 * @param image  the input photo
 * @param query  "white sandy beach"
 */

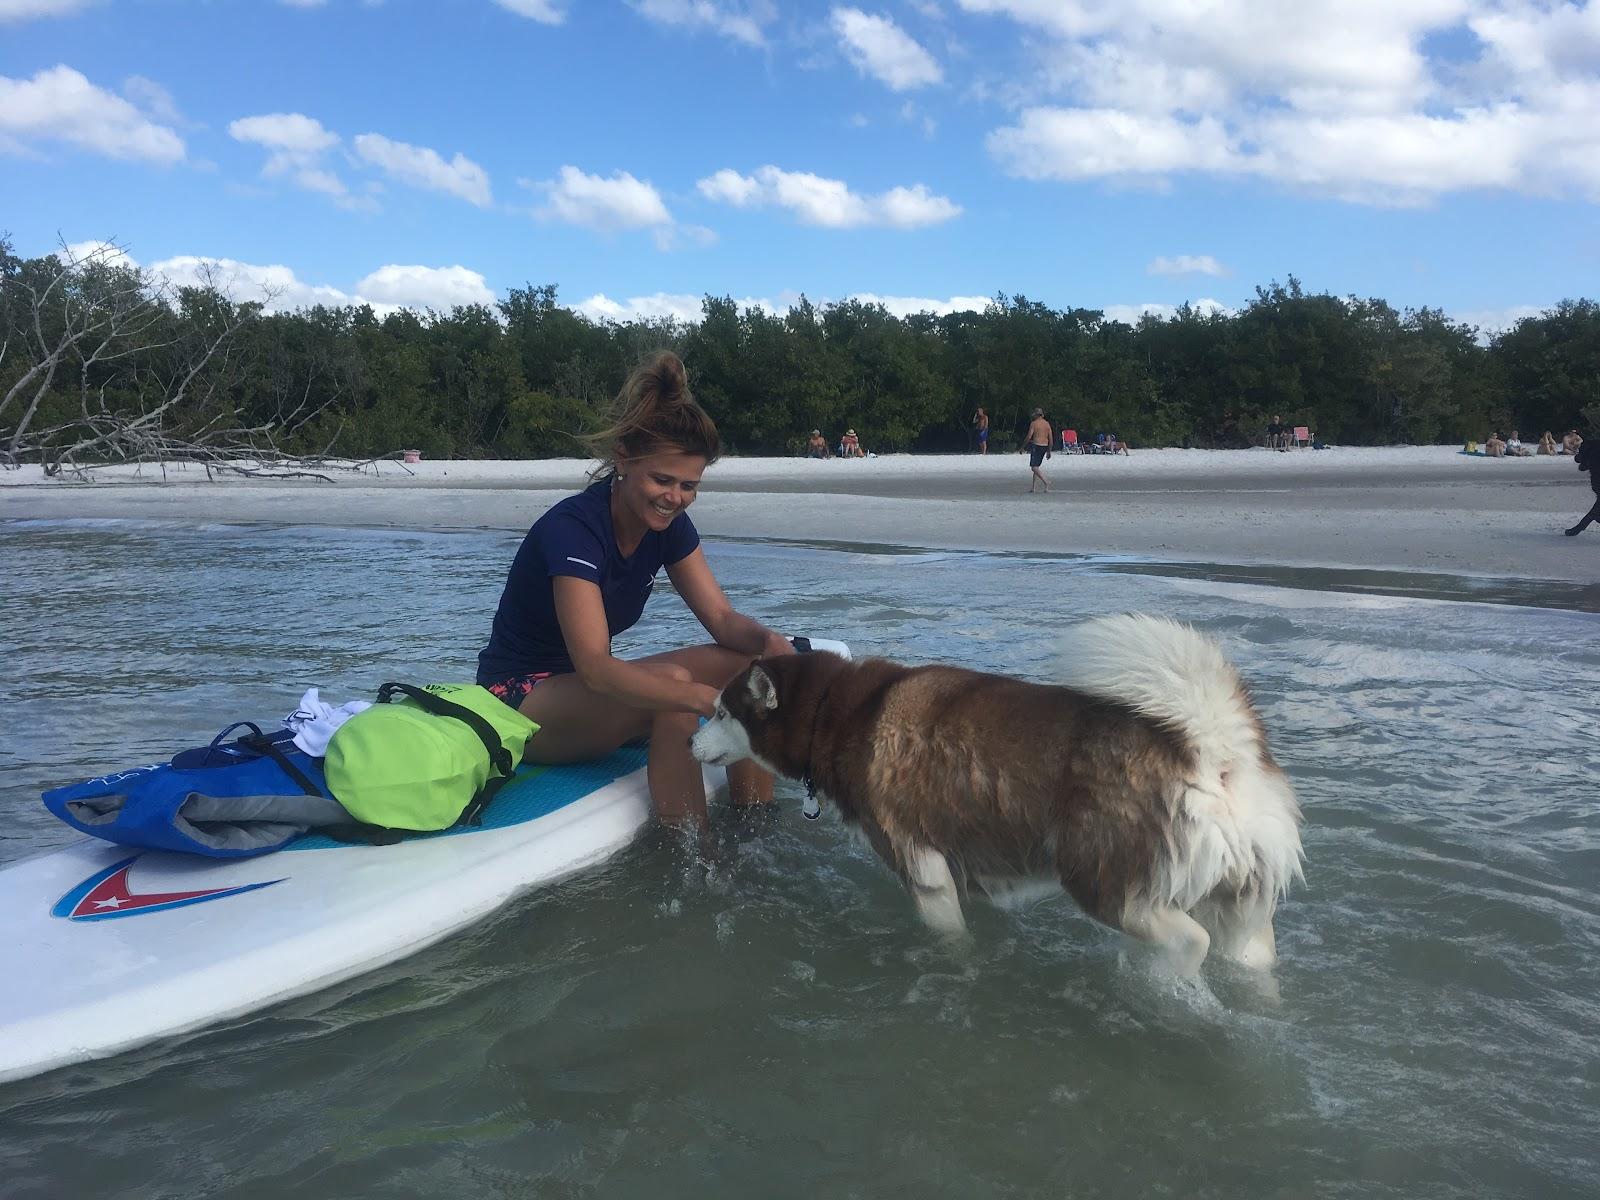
xmin=3 ymin=446 xmax=1594 ymax=585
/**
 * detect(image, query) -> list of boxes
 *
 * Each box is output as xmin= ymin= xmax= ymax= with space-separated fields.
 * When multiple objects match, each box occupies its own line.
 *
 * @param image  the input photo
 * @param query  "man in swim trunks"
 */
xmin=973 ymin=407 xmax=989 ymax=454
xmin=1022 ymin=407 xmax=1052 ymax=493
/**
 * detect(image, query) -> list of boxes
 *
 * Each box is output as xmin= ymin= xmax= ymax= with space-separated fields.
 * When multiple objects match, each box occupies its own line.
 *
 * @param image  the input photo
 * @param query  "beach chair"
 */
xmin=1061 ymin=429 xmax=1080 ymax=453
xmin=1291 ymin=425 xmax=1310 ymax=448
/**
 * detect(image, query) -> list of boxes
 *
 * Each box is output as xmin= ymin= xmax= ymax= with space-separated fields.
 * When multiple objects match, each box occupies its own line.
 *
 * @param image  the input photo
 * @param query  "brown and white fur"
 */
xmin=690 ymin=614 xmax=1303 ymax=975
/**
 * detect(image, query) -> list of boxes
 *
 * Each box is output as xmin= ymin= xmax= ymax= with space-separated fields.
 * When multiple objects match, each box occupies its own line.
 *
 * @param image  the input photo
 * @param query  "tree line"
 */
xmin=4 ymin=237 xmax=1597 ymax=470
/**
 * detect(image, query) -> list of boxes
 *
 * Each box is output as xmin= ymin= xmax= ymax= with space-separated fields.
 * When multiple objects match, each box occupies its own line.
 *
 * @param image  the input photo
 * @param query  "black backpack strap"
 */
xmin=201 ymin=721 xmax=266 ymax=767
xmin=375 ymin=683 xmax=515 ymax=826
xmin=240 ymin=732 xmax=324 ymax=798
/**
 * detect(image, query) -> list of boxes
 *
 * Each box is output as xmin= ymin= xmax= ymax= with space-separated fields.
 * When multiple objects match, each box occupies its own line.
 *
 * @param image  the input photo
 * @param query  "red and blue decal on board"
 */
xmin=51 ymin=856 xmax=285 ymax=921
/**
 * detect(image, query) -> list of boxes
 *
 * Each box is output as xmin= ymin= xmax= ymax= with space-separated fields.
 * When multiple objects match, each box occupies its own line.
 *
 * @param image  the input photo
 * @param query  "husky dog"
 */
xmin=690 ymin=615 xmax=1303 ymax=975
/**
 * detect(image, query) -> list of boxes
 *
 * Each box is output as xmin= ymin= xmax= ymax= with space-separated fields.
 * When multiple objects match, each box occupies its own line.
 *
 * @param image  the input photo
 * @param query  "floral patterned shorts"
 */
xmin=483 ymin=671 xmax=559 ymax=711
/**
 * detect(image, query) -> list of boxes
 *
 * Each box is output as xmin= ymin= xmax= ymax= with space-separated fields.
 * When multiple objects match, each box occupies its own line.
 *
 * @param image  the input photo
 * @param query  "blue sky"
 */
xmin=3 ymin=0 xmax=1597 ymax=330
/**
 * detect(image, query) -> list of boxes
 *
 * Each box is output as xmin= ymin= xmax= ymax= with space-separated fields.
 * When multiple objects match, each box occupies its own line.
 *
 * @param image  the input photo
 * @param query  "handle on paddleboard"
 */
xmin=790 ymin=636 xmax=852 ymax=659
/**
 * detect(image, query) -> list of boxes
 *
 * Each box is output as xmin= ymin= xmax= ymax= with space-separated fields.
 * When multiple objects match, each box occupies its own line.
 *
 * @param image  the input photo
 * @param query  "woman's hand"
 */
xmin=761 ymin=630 xmax=797 ymax=659
xmin=686 ymin=681 xmax=719 ymax=718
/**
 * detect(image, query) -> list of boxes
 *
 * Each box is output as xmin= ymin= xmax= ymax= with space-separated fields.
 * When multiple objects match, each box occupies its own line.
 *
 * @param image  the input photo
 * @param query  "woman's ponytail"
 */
xmin=580 ymin=351 xmax=721 ymax=477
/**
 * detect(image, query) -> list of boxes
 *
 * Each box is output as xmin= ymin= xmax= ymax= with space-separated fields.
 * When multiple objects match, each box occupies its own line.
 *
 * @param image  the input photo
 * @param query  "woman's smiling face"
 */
xmin=615 ymin=448 xmax=707 ymax=532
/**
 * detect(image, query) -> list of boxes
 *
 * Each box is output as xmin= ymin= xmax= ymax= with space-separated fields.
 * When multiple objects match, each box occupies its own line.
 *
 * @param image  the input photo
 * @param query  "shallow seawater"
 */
xmin=1 ymin=519 xmax=1597 ymax=1199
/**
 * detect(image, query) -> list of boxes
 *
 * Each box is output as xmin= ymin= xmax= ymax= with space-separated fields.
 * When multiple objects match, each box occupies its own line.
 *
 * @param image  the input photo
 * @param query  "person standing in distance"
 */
xmin=1022 ymin=407 xmax=1053 ymax=493
xmin=476 ymin=351 xmax=793 ymax=833
xmin=1565 ymin=435 xmax=1600 ymax=536
xmin=973 ymin=406 xmax=989 ymax=454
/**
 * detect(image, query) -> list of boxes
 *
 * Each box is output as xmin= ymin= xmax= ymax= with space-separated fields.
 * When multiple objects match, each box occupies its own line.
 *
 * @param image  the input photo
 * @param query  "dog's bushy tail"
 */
xmin=1058 ymin=614 xmax=1303 ymax=911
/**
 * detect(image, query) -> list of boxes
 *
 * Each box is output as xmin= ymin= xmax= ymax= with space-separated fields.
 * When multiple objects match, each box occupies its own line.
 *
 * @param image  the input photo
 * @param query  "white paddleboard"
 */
xmin=0 ymin=637 xmax=851 ymax=1085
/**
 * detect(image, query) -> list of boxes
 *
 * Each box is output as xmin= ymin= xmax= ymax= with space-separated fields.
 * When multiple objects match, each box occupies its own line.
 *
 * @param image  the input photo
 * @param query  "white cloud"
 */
xmin=697 ymin=165 xmax=961 ymax=228
xmin=988 ymin=108 xmax=1241 ymax=180
xmin=143 ymin=255 xmax=494 ymax=316
xmin=493 ymin=0 xmax=566 ymax=23
xmin=576 ymin=292 xmax=709 ymax=324
xmin=960 ymin=0 xmax=1453 ymax=112
xmin=0 ymin=0 xmax=91 ymax=20
xmin=1452 ymin=304 xmax=1549 ymax=337
xmin=574 ymin=290 xmax=994 ymax=323
xmin=149 ymin=255 xmax=357 ymax=311
xmin=121 ymin=75 xmax=183 ymax=125
xmin=965 ymin=0 xmax=1600 ymax=205
xmin=697 ymin=167 xmax=763 ymax=206
xmin=228 ymin=111 xmax=378 ymax=210
xmin=1101 ymin=298 xmax=1230 ymax=324
xmin=831 ymin=7 xmax=943 ymax=90
xmin=1147 ymin=254 xmax=1229 ymax=277
xmin=228 ymin=111 xmax=338 ymax=155
xmin=59 ymin=240 xmax=136 ymax=270
xmin=354 ymin=264 xmax=496 ymax=310
xmin=0 ymin=65 xmax=184 ymax=164
xmin=352 ymin=133 xmax=492 ymax=206
xmin=534 ymin=165 xmax=674 ymax=232
xmin=846 ymin=293 xmax=993 ymax=317
xmin=629 ymin=0 xmax=774 ymax=46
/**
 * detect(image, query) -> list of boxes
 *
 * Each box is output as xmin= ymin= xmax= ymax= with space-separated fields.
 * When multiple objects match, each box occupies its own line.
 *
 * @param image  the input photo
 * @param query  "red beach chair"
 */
xmin=1291 ymin=425 xmax=1310 ymax=448
xmin=1061 ymin=429 xmax=1080 ymax=453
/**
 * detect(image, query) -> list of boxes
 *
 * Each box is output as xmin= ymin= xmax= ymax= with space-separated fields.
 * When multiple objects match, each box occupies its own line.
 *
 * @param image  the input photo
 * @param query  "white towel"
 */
xmin=283 ymin=688 xmax=373 ymax=757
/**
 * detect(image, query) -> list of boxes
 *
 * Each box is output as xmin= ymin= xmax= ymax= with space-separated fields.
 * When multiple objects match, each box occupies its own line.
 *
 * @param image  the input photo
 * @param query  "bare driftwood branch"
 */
xmin=2 ymin=246 xmax=369 ymax=476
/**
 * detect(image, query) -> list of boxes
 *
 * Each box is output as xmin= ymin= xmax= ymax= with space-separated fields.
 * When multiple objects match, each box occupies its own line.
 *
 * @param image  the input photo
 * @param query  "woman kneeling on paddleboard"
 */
xmin=476 ymin=351 xmax=792 ymax=832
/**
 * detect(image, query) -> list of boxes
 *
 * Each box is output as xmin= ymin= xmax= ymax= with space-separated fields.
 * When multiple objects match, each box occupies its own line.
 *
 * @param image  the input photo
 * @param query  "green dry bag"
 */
xmin=325 ymin=683 xmax=538 ymax=832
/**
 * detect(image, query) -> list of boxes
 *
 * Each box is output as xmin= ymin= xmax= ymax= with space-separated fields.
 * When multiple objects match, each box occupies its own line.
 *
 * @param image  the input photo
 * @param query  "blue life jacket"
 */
xmin=42 ymin=723 xmax=353 ymax=859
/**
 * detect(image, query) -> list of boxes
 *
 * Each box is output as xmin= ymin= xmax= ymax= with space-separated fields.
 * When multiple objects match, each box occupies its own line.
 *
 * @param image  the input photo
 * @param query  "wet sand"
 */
xmin=3 ymin=448 xmax=1594 ymax=590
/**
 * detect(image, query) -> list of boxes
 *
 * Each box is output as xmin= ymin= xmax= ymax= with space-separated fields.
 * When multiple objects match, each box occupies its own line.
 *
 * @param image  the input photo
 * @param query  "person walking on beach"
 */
xmin=1565 ymin=435 xmax=1600 ymax=536
xmin=972 ymin=407 xmax=989 ymax=454
xmin=476 ymin=351 xmax=793 ymax=836
xmin=1022 ymin=407 xmax=1052 ymax=493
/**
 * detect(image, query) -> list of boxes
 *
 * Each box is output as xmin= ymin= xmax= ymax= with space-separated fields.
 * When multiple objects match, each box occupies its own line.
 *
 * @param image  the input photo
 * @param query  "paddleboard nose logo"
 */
xmin=52 ymin=856 xmax=284 ymax=922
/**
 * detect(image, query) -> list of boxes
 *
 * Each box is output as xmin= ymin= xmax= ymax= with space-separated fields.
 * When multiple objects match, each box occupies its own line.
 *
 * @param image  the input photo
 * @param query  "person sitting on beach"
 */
xmin=972 ymin=407 xmax=989 ymax=454
xmin=804 ymin=429 xmax=831 ymax=459
xmin=1266 ymin=414 xmax=1285 ymax=450
xmin=1485 ymin=431 xmax=1507 ymax=457
xmin=1022 ymin=407 xmax=1053 ymax=493
xmin=1107 ymin=433 xmax=1129 ymax=456
xmin=1562 ymin=429 xmax=1583 ymax=455
xmin=1538 ymin=431 xmax=1558 ymax=455
xmin=839 ymin=428 xmax=864 ymax=458
xmin=1506 ymin=430 xmax=1531 ymax=457
xmin=475 ymin=351 xmax=793 ymax=837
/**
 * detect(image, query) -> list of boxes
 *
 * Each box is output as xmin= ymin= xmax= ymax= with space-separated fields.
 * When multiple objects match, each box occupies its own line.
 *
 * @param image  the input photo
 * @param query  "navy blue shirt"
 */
xmin=477 ymin=478 xmax=700 ymax=682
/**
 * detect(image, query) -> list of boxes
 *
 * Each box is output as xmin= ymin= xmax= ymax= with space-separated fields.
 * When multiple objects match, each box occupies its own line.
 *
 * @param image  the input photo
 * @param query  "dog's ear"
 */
xmin=746 ymin=665 xmax=779 ymax=711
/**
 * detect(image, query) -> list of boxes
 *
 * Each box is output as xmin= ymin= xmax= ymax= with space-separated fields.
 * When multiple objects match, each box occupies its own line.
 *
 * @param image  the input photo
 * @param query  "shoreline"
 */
xmin=3 ymin=447 xmax=1595 ymax=589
